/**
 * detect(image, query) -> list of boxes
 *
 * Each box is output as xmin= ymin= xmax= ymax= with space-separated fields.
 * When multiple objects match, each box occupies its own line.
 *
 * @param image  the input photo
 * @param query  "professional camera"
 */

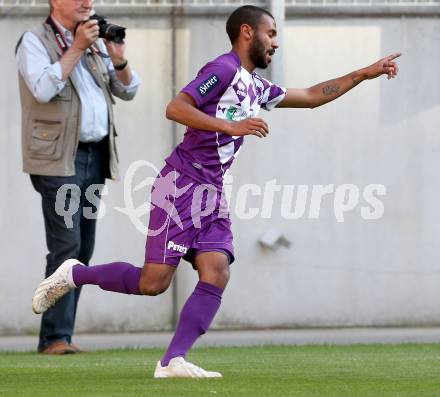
xmin=89 ymin=14 xmax=126 ymax=44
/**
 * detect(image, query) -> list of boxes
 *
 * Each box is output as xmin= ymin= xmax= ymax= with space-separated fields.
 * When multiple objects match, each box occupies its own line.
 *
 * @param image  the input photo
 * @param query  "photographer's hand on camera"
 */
xmin=104 ymin=40 xmax=125 ymax=65
xmin=72 ymin=20 xmax=99 ymax=51
xmin=59 ymin=20 xmax=99 ymax=81
xmin=105 ymin=40 xmax=133 ymax=86
xmin=58 ymin=18 xmax=132 ymax=85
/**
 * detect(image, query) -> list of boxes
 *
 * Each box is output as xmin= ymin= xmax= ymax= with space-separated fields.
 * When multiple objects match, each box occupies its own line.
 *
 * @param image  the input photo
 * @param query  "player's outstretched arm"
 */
xmin=277 ymin=52 xmax=401 ymax=109
xmin=166 ymin=93 xmax=270 ymax=138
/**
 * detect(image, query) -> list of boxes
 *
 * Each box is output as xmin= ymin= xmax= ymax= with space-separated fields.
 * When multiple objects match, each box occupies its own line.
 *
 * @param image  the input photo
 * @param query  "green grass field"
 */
xmin=1 ymin=344 xmax=439 ymax=397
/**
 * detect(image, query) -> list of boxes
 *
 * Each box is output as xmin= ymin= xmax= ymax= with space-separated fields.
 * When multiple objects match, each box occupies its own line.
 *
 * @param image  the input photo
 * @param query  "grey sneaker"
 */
xmin=32 ymin=259 xmax=81 ymax=314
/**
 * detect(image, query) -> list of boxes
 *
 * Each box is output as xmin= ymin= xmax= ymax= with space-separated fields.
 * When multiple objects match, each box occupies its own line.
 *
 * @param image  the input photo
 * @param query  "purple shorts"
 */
xmin=145 ymin=164 xmax=234 ymax=267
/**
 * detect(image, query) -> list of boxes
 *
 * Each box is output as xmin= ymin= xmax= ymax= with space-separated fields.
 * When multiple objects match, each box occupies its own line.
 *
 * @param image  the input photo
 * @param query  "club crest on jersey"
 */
xmin=226 ymin=106 xmax=237 ymax=120
xmin=225 ymin=106 xmax=248 ymax=121
xmin=167 ymin=241 xmax=188 ymax=254
xmin=198 ymin=74 xmax=220 ymax=97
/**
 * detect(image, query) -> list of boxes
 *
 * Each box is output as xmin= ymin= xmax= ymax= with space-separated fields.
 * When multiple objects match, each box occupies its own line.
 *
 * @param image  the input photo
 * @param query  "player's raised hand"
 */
xmin=224 ymin=118 xmax=269 ymax=138
xmin=364 ymin=53 xmax=401 ymax=80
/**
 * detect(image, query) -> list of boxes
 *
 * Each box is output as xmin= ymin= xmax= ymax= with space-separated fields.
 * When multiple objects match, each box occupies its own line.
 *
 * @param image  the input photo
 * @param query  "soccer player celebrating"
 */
xmin=32 ymin=5 xmax=400 ymax=378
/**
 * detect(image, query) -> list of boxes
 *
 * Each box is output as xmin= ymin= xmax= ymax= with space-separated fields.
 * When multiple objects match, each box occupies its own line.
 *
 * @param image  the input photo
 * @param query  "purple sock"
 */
xmin=161 ymin=281 xmax=223 ymax=366
xmin=72 ymin=262 xmax=142 ymax=295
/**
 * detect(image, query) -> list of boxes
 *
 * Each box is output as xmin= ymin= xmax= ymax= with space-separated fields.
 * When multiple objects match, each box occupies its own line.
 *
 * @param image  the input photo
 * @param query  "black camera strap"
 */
xmin=45 ymin=16 xmax=69 ymax=54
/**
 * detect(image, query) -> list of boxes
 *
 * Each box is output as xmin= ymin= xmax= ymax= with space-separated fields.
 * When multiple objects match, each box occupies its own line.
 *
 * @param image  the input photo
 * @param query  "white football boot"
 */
xmin=32 ymin=259 xmax=81 ymax=314
xmin=154 ymin=357 xmax=222 ymax=378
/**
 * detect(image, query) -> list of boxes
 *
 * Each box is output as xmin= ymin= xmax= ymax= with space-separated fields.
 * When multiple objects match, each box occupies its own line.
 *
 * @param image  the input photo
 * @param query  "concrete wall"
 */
xmin=1 ymin=11 xmax=439 ymax=335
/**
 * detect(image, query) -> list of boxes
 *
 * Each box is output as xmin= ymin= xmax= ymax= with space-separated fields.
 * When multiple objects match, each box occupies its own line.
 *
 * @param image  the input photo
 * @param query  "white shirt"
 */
xmin=16 ymin=18 xmax=140 ymax=142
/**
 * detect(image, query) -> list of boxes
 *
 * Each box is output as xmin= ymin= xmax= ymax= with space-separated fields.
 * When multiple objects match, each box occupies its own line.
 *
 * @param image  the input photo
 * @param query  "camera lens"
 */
xmin=90 ymin=14 xmax=126 ymax=44
xmin=103 ymin=25 xmax=126 ymax=44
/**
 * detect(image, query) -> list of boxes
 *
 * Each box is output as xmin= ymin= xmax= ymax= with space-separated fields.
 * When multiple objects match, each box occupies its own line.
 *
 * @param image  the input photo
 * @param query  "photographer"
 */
xmin=15 ymin=0 xmax=139 ymax=354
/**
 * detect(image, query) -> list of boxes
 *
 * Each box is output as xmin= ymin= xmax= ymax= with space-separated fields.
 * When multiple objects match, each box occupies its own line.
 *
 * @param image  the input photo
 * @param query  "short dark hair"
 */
xmin=226 ymin=5 xmax=274 ymax=44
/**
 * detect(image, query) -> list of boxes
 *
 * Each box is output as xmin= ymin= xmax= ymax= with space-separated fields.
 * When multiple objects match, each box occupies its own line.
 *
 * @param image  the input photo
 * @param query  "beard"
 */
xmin=249 ymin=34 xmax=273 ymax=69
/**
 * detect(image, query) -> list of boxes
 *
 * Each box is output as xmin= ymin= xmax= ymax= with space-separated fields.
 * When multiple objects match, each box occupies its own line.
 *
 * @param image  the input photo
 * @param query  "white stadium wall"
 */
xmin=0 ymin=10 xmax=439 ymax=335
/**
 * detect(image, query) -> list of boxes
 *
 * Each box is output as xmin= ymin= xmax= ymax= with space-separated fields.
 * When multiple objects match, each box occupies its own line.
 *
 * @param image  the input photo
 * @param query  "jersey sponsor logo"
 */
xmin=198 ymin=74 xmax=220 ymax=97
xmin=167 ymin=240 xmax=188 ymax=254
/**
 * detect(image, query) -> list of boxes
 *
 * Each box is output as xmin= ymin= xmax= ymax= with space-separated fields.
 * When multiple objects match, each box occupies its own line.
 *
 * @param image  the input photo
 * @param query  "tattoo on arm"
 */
xmin=351 ymin=73 xmax=361 ymax=87
xmin=322 ymin=85 xmax=340 ymax=96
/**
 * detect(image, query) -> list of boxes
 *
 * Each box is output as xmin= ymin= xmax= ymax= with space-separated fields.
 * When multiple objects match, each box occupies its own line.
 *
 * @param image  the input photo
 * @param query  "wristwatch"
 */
xmin=114 ymin=60 xmax=128 ymax=70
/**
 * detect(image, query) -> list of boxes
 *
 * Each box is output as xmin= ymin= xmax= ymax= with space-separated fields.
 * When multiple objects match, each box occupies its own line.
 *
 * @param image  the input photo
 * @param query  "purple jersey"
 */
xmin=165 ymin=51 xmax=286 ymax=189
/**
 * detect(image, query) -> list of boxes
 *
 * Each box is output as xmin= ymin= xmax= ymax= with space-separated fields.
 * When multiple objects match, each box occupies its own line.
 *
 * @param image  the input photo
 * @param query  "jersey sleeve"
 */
xmin=260 ymin=77 xmax=286 ymax=111
xmin=181 ymin=60 xmax=236 ymax=108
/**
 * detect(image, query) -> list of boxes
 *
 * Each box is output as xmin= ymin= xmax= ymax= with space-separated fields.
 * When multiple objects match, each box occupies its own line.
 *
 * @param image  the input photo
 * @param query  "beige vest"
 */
xmin=17 ymin=22 xmax=119 ymax=179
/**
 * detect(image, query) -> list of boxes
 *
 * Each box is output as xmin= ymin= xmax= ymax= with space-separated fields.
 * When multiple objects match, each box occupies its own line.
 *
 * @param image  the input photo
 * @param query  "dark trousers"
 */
xmin=31 ymin=141 xmax=106 ymax=351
